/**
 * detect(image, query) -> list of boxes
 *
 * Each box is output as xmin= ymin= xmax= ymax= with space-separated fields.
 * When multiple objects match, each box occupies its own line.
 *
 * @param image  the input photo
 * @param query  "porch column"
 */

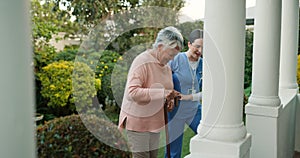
xmin=278 ymin=0 xmax=300 ymax=152
xmin=0 ymin=1 xmax=35 ymax=158
xmin=186 ymin=0 xmax=251 ymax=157
xmin=245 ymin=0 xmax=282 ymax=157
xmin=279 ymin=0 xmax=299 ymax=90
xmin=279 ymin=0 xmax=300 ymax=153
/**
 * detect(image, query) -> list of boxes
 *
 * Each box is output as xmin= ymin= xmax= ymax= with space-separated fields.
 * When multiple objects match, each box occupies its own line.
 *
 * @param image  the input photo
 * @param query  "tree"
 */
xmin=54 ymin=0 xmax=185 ymax=53
xmin=31 ymin=0 xmax=80 ymax=71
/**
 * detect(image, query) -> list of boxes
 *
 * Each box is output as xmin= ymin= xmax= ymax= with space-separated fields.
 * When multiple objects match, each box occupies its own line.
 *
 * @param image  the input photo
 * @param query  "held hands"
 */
xmin=164 ymin=90 xmax=181 ymax=112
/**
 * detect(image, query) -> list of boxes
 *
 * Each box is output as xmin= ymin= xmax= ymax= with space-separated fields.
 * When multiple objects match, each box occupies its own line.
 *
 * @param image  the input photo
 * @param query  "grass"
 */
xmin=158 ymin=126 xmax=196 ymax=158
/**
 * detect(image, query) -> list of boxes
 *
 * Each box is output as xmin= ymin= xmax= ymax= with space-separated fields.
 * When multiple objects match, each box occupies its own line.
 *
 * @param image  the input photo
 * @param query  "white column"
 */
xmin=279 ymin=0 xmax=300 ymax=152
xmin=247 ymin=0 xmax=282 ymax=107
xmin=279 ymin=0 xmax=299 ymax=90
xmin=186 ymin=0 xmax=251 ymax=157
xmin=0 ymin=1 xmax=35 ymax=158
xmin=245 ymin=0 xmax=282 ymax=157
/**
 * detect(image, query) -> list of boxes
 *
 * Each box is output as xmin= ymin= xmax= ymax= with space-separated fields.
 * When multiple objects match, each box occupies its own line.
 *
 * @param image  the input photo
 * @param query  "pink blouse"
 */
xmin=118 ymin=50 xmax=173 ymax=132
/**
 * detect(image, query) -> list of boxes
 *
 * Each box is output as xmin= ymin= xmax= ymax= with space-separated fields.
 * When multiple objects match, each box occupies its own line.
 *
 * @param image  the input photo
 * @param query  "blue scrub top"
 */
xmin=168 ymin=52 xmax=202 ymax=119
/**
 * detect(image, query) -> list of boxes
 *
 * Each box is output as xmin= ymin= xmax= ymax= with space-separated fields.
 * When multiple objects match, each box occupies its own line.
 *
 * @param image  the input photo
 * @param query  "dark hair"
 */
xmin=189 ymin=29 xmax=203 ymax=43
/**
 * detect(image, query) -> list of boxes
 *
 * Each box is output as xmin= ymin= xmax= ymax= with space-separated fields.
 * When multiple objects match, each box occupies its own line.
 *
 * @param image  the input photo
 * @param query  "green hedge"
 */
xmin=36 ymin=114 xmax=131 ymax=157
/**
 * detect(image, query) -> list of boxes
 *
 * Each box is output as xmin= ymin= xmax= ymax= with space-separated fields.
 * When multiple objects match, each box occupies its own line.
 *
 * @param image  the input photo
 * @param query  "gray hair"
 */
xmin=153 ymin=26 xmax=183 ymax=50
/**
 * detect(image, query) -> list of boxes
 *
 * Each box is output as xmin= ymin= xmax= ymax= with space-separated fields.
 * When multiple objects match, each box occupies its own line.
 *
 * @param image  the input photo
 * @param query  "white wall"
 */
xmin=295 ymin=94 xmax=300 ymax=152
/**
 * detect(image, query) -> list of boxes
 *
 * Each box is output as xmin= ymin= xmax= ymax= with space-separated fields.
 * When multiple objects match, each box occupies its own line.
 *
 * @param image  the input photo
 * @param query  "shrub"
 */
xmin=54 ymin=49 xmax=77 ymax=62
xmin=95 ymin=50 xmax=121 ymax=101
xmin=36 ymin=114 xmax=131 ymax=157
xmin=34 ymin=43 xmax=57 ymax=72
xmin=49 ymin=49 xmax=123 ymax=111
xmin=244 ymin=29 xmax=254 ymax=90
xmin=65 ymin=49 xmax=121 ymax=109
xmin=38 ymin=61 xmax=101 ymax=115
xmin=86 ymin=50 xmax=121 ymax=109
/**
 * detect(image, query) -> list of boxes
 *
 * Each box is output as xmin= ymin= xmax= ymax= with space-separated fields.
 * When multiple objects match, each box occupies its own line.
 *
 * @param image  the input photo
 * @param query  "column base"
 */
xmin=197 ymin=122 xmax=247 ymax=142
xmin=245 ymin=103 xmax=283 ymax=158
xmin=185 ymin=134 xmax=251 ymax=158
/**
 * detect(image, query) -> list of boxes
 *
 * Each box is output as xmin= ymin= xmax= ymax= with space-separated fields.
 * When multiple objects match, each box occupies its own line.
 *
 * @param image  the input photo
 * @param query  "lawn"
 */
xmin=158 ymin=126 xmax=196 ymax=158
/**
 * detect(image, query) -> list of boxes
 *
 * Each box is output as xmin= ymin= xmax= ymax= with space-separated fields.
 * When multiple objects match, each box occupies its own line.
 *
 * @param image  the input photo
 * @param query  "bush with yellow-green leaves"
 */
xmin=38 ymin=61 xmax=101 ymax=114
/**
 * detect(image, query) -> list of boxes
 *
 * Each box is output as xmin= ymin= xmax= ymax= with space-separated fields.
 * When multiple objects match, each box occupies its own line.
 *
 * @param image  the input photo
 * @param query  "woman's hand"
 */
xmin=165 ymin=90 xmax=181 ymax=111
xmin=166 ymin=99 xmax=174 ymax=111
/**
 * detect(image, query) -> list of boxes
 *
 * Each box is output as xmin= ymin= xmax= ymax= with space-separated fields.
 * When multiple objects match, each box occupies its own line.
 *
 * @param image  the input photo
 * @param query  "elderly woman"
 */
xmin=118 ymin=26 xmax=183 ymax=158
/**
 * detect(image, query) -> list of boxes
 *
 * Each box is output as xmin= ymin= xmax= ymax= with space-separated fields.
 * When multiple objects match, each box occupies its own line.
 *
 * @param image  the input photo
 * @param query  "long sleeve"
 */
xmin=192 ymin=92 xmax=202 ymax=101
xmin=119 ymin=51 xmax=174 ymax=132
xmin=126 ymin=65 xmax=165 ymax=105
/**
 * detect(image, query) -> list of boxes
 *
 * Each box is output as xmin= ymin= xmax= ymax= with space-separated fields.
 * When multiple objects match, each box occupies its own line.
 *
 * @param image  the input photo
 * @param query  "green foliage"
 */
xmin=31 ymin=0 xmax=82 ymax=116
xmin=111 ymin=63 xmax=128 ymax=107
xmin=106 ymin=27 xmax=159 ymax=53
xmin=297 ymin=55 xmax=300 ymax=86
xmin=111 ymin=44 xmax=147 ymax=107
xmin=54 ymin=0 xmax=184 ymax=53
xmin=103 ymin=0 xmax=185 ymax=53
xmin=177 ymin=20 xmax=204 ymax=52
xmin=54 ymin=49 xmax=77 ymax=62
xmin=72 ymin=62 xmax=101 ymax=112
xmin=38 ymin=61 xmax=74 ymax=108
xmin=244 ymin=86 xmax=252 ymax=98
xmin=36 ymin=114 xmax=131 ymax=157
xmin=242 ymin=29 xmax=254 ymax=108
xmin=157 ymin=126 xmax=195 ymax=158
xmin=177 ymin=20 xmax=204 ymax=39
xmin=101 ymin=99 xmax=121 ymax=124
xmin=181 ymin=127 xmax=195 ymax=157
xmin=59 ymin=49 xmax=121 ymax=104
xmin=31 ymin=0 xmax=60 ymax=43
xmin=38 ymin=61 xmax=100 ymax=114
xmin=55 ymin=0 xmax=125 ymax=30
xmin=142 ymin=0 xmax=184 ymax=9
xmin=95 ymin=51 xmax=121 ymax=106
xmin=51 ymin=48 xmax=121 ymax=107
xmin=244 ymin=29 xmax=254 ymax=89
xmin=31 ymin=0 xmax=81 ymax=72
xmin=34 ymin=44 xmax=58 ymax=72
xmin=31 ymin=0 xmax=80 ymax=42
